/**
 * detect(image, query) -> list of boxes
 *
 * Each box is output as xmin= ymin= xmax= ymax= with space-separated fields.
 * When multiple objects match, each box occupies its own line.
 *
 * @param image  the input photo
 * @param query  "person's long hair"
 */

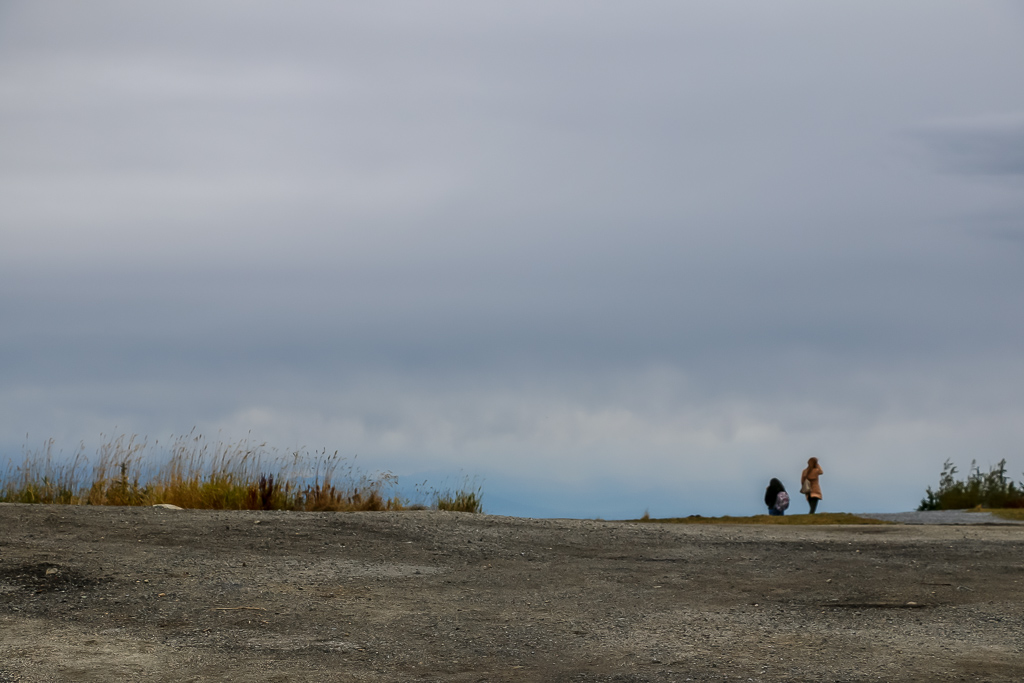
xmin=805 ymin=457 xmax=819 ymax=475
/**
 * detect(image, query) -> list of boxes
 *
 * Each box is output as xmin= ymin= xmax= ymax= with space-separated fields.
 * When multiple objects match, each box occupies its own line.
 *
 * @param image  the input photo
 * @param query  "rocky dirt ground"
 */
xmin=1 ymin=503 xmax=1023 ymax=682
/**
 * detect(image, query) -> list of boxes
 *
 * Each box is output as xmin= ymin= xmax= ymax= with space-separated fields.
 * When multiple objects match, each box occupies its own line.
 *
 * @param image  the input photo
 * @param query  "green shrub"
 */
xmin=918 ymin=459 xmax=1024 ymax=511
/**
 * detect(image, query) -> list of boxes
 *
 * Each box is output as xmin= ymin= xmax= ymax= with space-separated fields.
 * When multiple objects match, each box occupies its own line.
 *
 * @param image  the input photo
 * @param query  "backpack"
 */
xmin=775 ymin=491 xmax=790 ymax=512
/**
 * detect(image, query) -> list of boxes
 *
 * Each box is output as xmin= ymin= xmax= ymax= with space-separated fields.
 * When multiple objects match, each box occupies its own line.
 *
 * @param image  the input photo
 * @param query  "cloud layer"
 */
xmin=3 ymin=2 xmax=1024 ymax=517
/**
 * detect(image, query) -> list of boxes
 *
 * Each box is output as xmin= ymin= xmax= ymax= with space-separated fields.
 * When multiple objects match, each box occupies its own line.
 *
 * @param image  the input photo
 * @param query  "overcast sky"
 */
xmin=2 ymin=1 xmax=1024 ymax=517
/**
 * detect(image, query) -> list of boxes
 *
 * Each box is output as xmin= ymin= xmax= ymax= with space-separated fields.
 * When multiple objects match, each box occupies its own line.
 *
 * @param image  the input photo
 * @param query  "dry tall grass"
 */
xmin=0 ymin=432 xmax=429 ymax=512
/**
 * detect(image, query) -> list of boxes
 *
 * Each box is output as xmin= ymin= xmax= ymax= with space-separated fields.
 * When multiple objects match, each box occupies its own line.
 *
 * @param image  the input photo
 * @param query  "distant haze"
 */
xmin=2 ymin=2 xmax=1024 ymax=517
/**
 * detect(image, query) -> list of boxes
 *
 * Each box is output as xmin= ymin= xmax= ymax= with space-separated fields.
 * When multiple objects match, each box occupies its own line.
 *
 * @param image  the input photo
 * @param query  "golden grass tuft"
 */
xmin=629 ymin=512 xmax=891 ymax=525
xmin=435 ymin=489 xmax=483 ymax=514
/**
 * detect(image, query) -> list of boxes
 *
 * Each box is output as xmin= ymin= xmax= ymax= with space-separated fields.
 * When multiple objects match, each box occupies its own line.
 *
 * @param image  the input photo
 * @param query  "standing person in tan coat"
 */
xmin=801 ymin=457 xmax=823 ymax=514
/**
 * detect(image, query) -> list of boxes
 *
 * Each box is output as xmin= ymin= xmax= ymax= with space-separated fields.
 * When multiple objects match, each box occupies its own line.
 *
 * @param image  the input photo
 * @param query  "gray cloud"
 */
xmin=916 ymin=116 xmax=1024 ymax=176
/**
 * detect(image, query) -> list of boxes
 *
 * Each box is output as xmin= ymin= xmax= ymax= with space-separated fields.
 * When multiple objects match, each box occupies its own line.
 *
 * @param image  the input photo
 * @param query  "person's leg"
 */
xmin=808 ymin=496 xmax=819 ymax=514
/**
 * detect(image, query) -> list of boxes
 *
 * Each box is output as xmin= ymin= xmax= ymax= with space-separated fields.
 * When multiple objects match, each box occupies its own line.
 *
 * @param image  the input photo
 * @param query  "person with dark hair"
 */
xmin=801 ymin=457 xmax=824 ymax=514
xmin=764 ymin=478 xmax=789 ymax=516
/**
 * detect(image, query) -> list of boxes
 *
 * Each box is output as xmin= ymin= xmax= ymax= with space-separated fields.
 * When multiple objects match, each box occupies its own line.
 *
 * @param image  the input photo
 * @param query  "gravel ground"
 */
xmin=1 ymin=503 xmax=1023 ymax=682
